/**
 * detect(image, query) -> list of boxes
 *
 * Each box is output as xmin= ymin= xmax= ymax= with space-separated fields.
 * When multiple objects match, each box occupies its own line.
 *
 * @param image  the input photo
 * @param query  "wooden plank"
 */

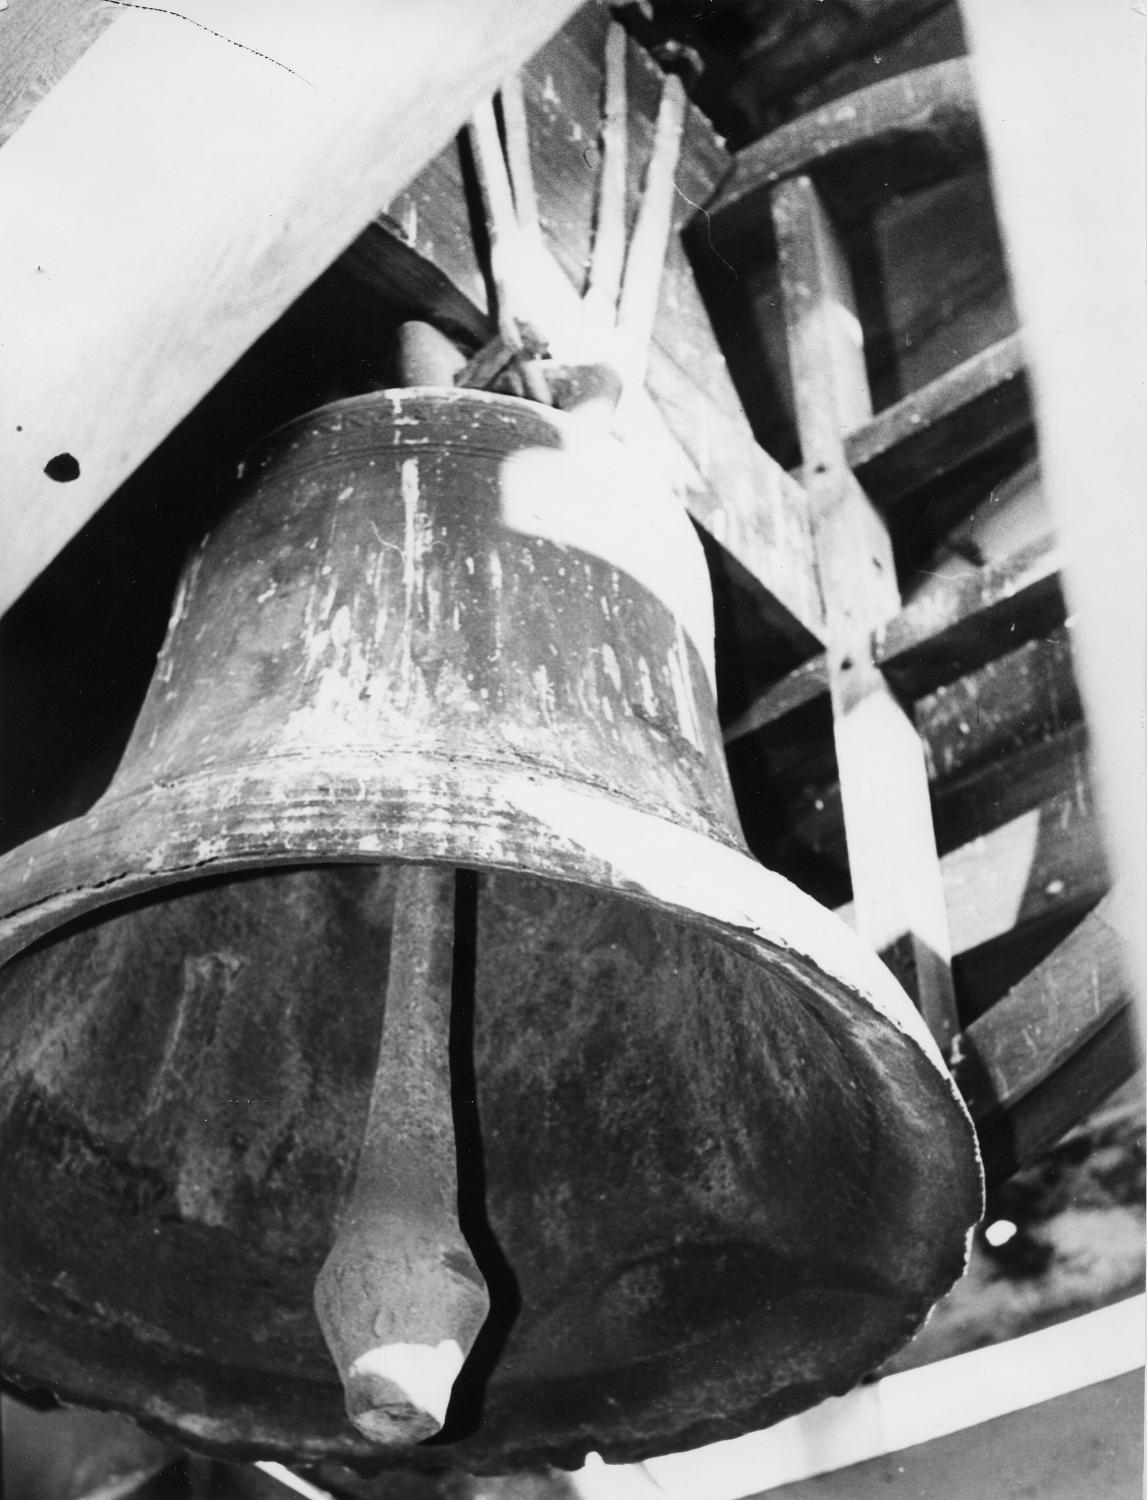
xmin=974 ymin=1009 xmax=1141 ymax=1183
xmin=954 ymin=895 xmax=1129 ymax=1117
xmin=764 ymin=637 xmax=1092 ymax=909
xmin=771 ymin=170 xmax=958 ymax=1047
xmin=953 ymin=893 xmax=1141 ymax=1180
xmin=710 ymin=58 xmax=981 ymax=228
xmin=723 ymin=653 xmax=830 ymax=744
xmin=724 ymin=536 xmax=1067 ymax=739
xmin=826 ymin=725 xmax=1110 ymax=1019
xmin=0 ymin=0 xmax=114 ymax=147
xmin=335 ymin=219 xmax=492 ymax=350
xmin=846 ymin=331 xmax=1031 ymax=504
xmin=617 ymin=0 xmax=952 ymax=149
xmin=0 ymin=0 xmax=584 ymax=619
xmin=937 ymin=724 xmax=1106 ymax=945
xmin=875 ymin=533 xmax=1065 ymax=696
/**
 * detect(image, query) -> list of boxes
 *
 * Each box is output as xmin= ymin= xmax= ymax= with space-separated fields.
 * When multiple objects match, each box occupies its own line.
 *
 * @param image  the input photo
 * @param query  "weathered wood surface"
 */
xmin=775 ymin=635 xmax=1089 ymax=867
xmin=954 ymin=894 xmax=1140 ymax=1181
xmin=876 ymin=532 xmax=1064 ymax=696
xmin=725 ymin=533 xmax=1065 ymax=738
xmin=616 ymin=0 xmax=952 ymax=148
xmin=831 ymin=719 xmax=1106 ymax=951
xmin=847 ymin=330 xmax=1031 ymax=504
xmin=712 ymin=58 xmax=980 ymax=222
xmin=738 ymin=626 xmax=1102 ymax=1026
xmin=723 ymin=650 xmax=830 ymax=742
xmin=0 ymin=0 xmax=114 ymax=147
xmin=338 ymin=221 xmax=491 ymax=352
xmin=0 ymin=0 xmax=584 ymax=619
xmin=772 ymin=169 xmax=957 ymax=1046
xmin=789 ymin=4 xmax=969 ymax=123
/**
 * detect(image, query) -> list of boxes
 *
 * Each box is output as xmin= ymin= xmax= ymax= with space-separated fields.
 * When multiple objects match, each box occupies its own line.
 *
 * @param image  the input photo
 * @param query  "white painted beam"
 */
xmin=570 ymin=1295 xmax=1145 ymax=1499
xmin=0 ymin=0 xmax=581 ymax=617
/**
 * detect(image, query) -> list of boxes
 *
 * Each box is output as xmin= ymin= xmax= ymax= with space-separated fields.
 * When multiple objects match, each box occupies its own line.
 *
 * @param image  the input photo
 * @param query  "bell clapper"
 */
xmin=313 ymin=864 xmax=490 ymax=1446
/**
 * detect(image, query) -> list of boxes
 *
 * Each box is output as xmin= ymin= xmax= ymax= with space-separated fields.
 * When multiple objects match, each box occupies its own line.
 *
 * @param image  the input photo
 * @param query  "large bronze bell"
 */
xmin=0 ymin=384 xmax=982 ymax=1474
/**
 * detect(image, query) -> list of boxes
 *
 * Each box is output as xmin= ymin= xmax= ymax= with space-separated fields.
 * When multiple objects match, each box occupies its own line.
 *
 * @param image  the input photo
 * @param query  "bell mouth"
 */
xmin=0 ymin=383 xmax=980 ymax=1469
xmin=0 ymin=764 xmax=982 ymax=1471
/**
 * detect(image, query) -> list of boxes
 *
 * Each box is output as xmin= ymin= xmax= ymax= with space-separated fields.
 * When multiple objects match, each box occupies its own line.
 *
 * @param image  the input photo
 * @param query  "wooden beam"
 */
xmin=0 ymin=0 xmax=583 ymax=619
xmin=846 ymin=331 xmax=1031 ymax=504
xmin=875 ymin=532 xmax=1065 ymax=697
xmin=723 ymin=651 xmax=830 ymax=742
xmin=829 ymin=723 xmax=1110 ymax=986
xmin=336 ymin=219 xmax=492 ymax=351
xmin=710 ymin=58 xmax=981 ymax=229
xmin=0 ymin=0 xmax=114 ymax=147
xmin=724 ymin=533 xmax=1066 ymax=740
xmin=767 ymin=634 xmax=1091 ymax=888
xmin=771 ymin=170 xmax=958 ymax=1048
xmin=618 ymin=0 xmax=954 ymax=150
xmin=953 ymin=893 xmax=1141 ymax=1181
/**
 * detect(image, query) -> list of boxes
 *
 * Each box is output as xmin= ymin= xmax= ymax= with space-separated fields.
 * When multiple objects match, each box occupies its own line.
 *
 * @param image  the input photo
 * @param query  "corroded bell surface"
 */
xmin=0 ymin=390 xmax=982 ymax=1474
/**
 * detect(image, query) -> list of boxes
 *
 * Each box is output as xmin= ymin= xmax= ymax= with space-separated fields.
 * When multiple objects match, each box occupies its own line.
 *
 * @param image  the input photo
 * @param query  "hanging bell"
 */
xmin=0 ymin=382 xmax=982 ymax=1475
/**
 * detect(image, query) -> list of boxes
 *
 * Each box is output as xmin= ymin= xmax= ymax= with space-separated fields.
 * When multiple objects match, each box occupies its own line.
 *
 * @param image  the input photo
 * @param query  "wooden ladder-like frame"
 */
xmin=705 ymin=58 xmax=1138 ymax=1183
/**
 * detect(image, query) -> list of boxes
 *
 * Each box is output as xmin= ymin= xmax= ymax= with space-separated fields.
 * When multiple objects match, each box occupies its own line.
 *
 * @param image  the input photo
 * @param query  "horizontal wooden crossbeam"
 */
xmin=953 ymin=894 xmax=1141 ymax=1181
xmin=875 ymin=532 xmax=1063 ymax=697
xmin=724 ymin=532 xmax=1066 ymax=742
xmin=846 ymin=331 xmax=1031 ymax=504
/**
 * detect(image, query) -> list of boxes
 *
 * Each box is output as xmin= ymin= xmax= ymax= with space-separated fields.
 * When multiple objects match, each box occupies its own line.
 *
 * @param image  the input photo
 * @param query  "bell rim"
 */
xmin=0 ymin=751 xmax=984 ymax=1466
xmin=0 ymin=751 xmax=973 ymax=1090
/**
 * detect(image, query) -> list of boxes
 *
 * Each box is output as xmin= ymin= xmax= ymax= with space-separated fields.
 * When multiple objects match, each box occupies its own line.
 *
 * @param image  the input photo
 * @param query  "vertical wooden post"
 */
xmin=771 ymin=173 xmax=960 ymax=1052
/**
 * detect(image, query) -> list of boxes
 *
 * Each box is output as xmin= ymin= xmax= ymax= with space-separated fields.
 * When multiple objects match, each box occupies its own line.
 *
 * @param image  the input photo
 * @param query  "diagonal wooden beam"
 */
xmin=0 ymin=0 xmax=583 ymax=619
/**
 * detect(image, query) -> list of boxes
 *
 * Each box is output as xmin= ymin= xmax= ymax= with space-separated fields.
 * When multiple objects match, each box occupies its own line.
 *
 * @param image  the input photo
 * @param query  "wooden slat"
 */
xmin=0 ymin=0 xmax=584 ymax=619
xmin=875 ymin=533 xmax=1065 ymax=696
xmin=772 ymin=170 xmax=958 ymax=1048
xmin=958 ymin=902 xmax=1125 ymax=1116
xmin=711 ymin=58 xmax=981 ymax=228
xmin=725 ymin=535 xmax=1067 ymax=740
xmin=0 ymin=0 xmax=114 ymax=147
xmin=954 ymin=894 xmax=1140 ymax=1180
xmin=619 ymin=0 xmax=953 ymax=150
xmin=846 ymin=331 xmax=1031 ymax=504
xmin=335 ymin=219 xmax=492 ymax=350
xmin=767 ymin=635 xmax=1090 ymax=894
xmin=828 ymin=722 xmax=1108 ymax=992
xmin=723 ymin=651 xmax=829 ymax=743
xmin=974 ymin=1010 xmax=1141 ymax=1184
